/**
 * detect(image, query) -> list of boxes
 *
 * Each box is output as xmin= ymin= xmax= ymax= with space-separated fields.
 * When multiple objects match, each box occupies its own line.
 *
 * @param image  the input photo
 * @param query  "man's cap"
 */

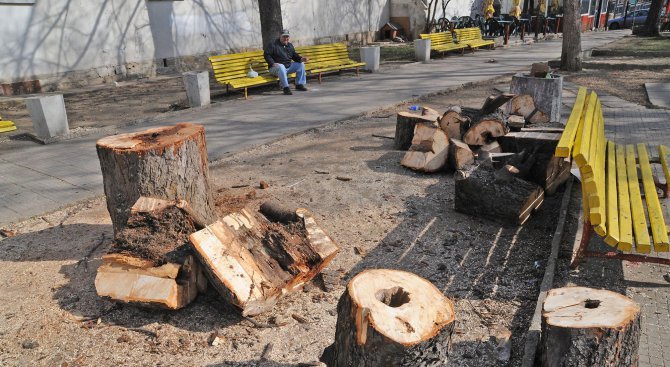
xmin=281 ymin=29 xmax=290 ymax=36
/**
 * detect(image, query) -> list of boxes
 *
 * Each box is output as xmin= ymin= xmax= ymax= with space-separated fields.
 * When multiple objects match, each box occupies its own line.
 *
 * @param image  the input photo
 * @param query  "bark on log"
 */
xmin=508 ymin=95 xmax=550 ymax=124
xmin=462 ymin=110 xmax=508 ymax=146
xmin=96 ymin=123 xmax=215 ymax=234
xmin=480 ymin=93 xmax=516 ymax=115
xmin=449 ymin=139 xmax=475 ymax=170
xmin=395 ymin=112 xmax=437 ymax=151
xmin=333 ymin=269 xmax=455 ymax=367
xmin=439 ymin=106 xmax=471 ymax=140
xmin=454 ymin=164 xmax=545 ymax=225
xmin=539 ymin=287 xmax=641 ymax=367
xmin=189 ymin=208 xmax=339 ymax=316
xmin=400 ymin=125 xmax=450 ymax=172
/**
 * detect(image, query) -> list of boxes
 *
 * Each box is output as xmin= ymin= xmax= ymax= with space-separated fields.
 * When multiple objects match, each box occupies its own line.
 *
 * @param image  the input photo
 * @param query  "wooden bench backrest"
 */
xmin=208 ymin=51 xmax=272 ymax=83
xmin=419 ymin=32 xmax=455 ymax=46
xmin=296 ymin=43 xmax=352 ymax=66
xmin=454 ymin=27 xmax=484 ymax=41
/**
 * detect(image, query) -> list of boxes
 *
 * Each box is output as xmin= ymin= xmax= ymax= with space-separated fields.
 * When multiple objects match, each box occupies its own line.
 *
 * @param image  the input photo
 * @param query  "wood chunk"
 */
xmin=455 ymin=164 xmax=545 ymax=225
xmin=333 ymin=269 xmax=455 ymax=366
xmin=449 ymin=139 xmax=475 ymax=170
xmin=530 ymin=62 xmax=550 ymax=78
xmin=189 ymin=208 xmax=339 ymax=316
xmin=439 ymin=106 xmax=470 ymax=140
xmin=508 ymin=115 xmax=525 ymax=131
xmin=539 ymin=287 xmax=641 ymax=367
xmin=508 ymin=95 xmax=550 ymax=124
xmin=476 ymin=141 xmax=503 ymax=161
xmin=400 ymin=125 xmax=450 ymax=172
xmin=421 ymin=106 xmax=442 ymax=122
xmin=462 ymin=111 xmax=507 ymax=146
xmin=480 ymin=93 xmax=516 ymax=115
xmin=394 ymin=112 xmax=437 ymax=151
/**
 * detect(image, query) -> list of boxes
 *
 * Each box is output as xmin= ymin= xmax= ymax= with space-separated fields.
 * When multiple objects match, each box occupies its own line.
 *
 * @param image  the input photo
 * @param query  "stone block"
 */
xmin=25 ymin=94 xmax=69 ymax=142
xmin=414 ymin=39 xmax=431 ymax=63
xmin=182 ymin=71 xmax=210 ymax=107
xmin=360 ymin=46 xmax=380 ymax=72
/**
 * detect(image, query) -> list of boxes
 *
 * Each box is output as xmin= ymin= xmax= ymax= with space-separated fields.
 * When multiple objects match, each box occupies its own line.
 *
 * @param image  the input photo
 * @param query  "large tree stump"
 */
xmin=96 ymin=123 xmax=215 ymax=234
xmin=394 ymin=112 xmax=437 ymax=150
xmin=539 ymin=287 xmax=641 ymax=367
xmin=333 ymin=269 xmax=455 ymax=367
xmin=455 ymin=163 xmax=545 ymax=225
xmin=400 ymin=124 xmax=450 ymax=172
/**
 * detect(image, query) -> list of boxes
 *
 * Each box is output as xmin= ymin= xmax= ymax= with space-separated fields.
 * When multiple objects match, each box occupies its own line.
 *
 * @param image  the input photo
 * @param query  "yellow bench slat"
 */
xmin=589 ymin=113 xmax=607 ymax=236
xmin=604 ymin=141 xmax=620 ymax=246
xmin=626 ymin=144 xmax=651 ymax=253
xmin=616 ymin=144 xmax=633 ymax=252
xmin=637 ymin=143 xmax=670 ymax=252
xmin=660 ymin=145 xmax=670 ymax=186
xmin=573 ymin=91 xmax=598 ymax=168
xmin=556 ymin=87 xmax=588 ymax=157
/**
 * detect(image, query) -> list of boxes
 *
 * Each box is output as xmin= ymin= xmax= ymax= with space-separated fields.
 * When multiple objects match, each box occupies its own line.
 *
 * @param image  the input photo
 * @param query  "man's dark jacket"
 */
xmin=264 ymin=38 xmax=302 ymax=69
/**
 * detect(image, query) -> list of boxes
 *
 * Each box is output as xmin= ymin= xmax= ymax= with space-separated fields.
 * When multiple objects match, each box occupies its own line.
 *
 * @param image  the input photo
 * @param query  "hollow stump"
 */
xmin=539 ymin=287 xmax=641 ymax=367
xmin=96 ymin=123 xmax=215 ymax=234
xmin=333 ymin=269 xmax=455 ymax=366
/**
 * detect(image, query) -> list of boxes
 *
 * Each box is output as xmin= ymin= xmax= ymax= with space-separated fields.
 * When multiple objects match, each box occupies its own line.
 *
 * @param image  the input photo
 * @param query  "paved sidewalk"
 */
xmin=0 ymin=31 xmax=628 ymax=227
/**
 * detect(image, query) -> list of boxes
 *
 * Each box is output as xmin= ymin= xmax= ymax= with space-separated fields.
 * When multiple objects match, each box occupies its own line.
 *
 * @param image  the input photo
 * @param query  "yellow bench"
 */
xmin=209 ymin=50 xmax=287 ymax=99
xmin=296 ymin=43 xmax=366 ymax=83
xmin=0 ymin=115 xmax=17 ymax=133
xmin=419 ymin=32 xmax=468 ymax=56
xmin=453 ymin=28 xmax=495 ymax=50
xmin=556 ymin=87 xmax=670 ymax=267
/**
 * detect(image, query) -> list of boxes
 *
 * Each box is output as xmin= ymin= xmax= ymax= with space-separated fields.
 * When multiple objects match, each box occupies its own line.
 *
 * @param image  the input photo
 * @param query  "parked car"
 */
xmin=607 ymin=9 xmax=649 ymax=29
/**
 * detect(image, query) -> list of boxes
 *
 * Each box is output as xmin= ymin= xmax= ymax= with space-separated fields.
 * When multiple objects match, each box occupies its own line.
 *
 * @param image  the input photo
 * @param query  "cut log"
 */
xmin=455 ymin=164 xmax=545 ymax=225
xmin=538 ymin=156 xmax=572 ymax=196
xmin=95 ymin=196 xmax=208 ymax=309
xmin=96 ymin=123 xmax=215 ymax=234
xmin=394 ymin=112 xmax=437 ymax=151
xmin=508 ymin=95 xmax=550 ymax=124
xmin=462 ymin=111 xmax=508 ymax=146
xmin=508 ymin=115 xmax=526 ymax=131
xmin=400 ymin=125 xmax=450 ymax=172
xmin=189 ymin=207 xmax=339 ymax=316
xmin=539 ymin=287 xmax=641 ymax=367
xmin=530 ymin=62 xmax=550 ymax=78
xmin=439 ymin=106 xmax=470 ymax=140
xmin=333 ymin=269 xmax=455 ymax=367
xmin=480 ymin=93 xmax=516 ymax=115
xmin=449 ymin=139 xmax=475 ymax=170
xmin=421 ymin=106 xmax=442 ymax=122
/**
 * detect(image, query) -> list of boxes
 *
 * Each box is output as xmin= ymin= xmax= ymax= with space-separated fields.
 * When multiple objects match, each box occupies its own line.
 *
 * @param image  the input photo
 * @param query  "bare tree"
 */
xmin=640 ymin=0 xmax=664 ymax=35
xmin=424 ymin=0 xmax=440 ymax=33
xmin=560 ymin=0 xmax=582 ymax=71
xmin=258 ymin=0 xmax=283 ymax=48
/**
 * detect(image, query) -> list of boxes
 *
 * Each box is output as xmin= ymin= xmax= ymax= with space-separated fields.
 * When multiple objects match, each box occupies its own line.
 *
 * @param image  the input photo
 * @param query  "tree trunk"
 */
xmin=400 ymin=124 xmax=450 ymax=172
xmin=333 ymin=269 xmax=455 ymax=367
xmin=642 ymin=0 xmax=664 ymax=36
xmin=395 ymin=112 xmax=438 ymax=150
xmin=461 ymin=110 xmax=507 ymax=146
xmin=449 ymin=139 xmax=475 ymax=170
xmin=560 ymin=0 xmax=582 ymax=71
xmin=96 ymin=123 xmax=215 ymax=235
xmin=539 ymin=287 xmax=641 ymax=367
xmin=258 ymin=0 xmax=284 ymax=49
xmin=454 ymin=163 xmax=545 ymax=225
xmin=189 ymin=207 xmax=339 ymax=316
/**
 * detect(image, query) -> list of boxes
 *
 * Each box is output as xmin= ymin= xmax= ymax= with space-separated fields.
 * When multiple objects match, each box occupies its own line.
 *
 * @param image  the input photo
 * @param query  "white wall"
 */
xmin=0 ymin=0 xmax=390 ymax=84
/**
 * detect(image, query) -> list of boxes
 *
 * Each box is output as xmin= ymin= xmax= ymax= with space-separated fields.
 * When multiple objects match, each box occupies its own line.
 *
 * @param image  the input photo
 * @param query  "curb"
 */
xmin=521 ymin=177 xmax=574 ymax=367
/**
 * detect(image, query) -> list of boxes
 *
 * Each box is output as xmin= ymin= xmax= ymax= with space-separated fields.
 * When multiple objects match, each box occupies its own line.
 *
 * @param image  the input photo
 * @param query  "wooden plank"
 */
xmin=626 ymin=144 xmax=651 ymax=254
xmin=556 ymin=87 xmax=588 ymax=157
xmin=637 ymin=143 xmax=670 ymax=252
xmin=573 ymin=92 xmax=597 ymax=168
xmin=616 ymin=144 xmax=633 ymax=252
xmin=592 ymin=102 xmax=608 ymax=235
xmin=604 ymin=141 xmax=619 ymax=246
xmin=660 ymin=145 xmax=670 ymax=185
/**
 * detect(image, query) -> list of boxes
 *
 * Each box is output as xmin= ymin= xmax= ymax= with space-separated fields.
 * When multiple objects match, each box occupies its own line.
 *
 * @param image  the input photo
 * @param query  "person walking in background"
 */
xmin=264 ymin=29 xmax=309 ymax=95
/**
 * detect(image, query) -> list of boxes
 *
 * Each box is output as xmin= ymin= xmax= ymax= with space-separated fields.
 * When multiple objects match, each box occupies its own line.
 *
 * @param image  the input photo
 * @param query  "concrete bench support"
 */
xmin=182 ymin=71 xmax=210 ymax=107
xmin=360 ymin=46 xmax=380 ymax=72
xmin=25 ymin=94 xmax=69 ymax=142
xmin=415 ymin=39 xmax=431 ymax=63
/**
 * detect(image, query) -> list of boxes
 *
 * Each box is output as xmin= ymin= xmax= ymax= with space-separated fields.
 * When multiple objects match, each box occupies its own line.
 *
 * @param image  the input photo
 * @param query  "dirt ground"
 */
xmin=0 ymin=80 xmax=564 ymax=366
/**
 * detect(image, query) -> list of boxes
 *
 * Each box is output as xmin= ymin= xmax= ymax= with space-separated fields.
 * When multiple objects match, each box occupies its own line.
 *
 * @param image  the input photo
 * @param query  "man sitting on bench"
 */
xmin=264 ymin=29 xmax=309 ymax=95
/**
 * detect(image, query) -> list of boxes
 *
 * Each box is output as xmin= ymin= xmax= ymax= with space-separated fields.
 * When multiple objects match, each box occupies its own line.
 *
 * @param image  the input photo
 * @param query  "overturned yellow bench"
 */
xmin=556 ymin=87 xmax=670 ymax=267
xmin=454 ymin=28 xmax=495 ymax=50
xmin=419 ymin=32 xmax=468 ymax=56
xmin=296 ymin=43 xmax=366 ymax=83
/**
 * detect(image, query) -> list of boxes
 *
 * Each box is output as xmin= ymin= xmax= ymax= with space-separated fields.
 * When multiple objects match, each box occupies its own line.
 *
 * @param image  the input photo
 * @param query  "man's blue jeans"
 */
xmin=269 ymin=62 xmax=306 ymax=88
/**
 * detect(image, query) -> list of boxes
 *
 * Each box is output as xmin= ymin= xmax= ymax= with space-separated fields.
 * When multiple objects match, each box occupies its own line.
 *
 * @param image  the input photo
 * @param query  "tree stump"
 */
xmin=333 ymin=269 xmax=455 ymax=367
xmin=539 ymin=287 xmax=641 ymax=367
xmin=394 ymin=112 xmax=437 ymax=150
xmin=96 ymin=123 xmax=215 ymax=234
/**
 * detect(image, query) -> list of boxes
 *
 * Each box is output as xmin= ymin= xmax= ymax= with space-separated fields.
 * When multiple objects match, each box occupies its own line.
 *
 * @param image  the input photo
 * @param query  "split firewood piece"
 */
xmin=508 ymin=115 xmax=525 ymax=131
xmin=439 ymin=106 xmax=471 ymax=140
xmin=541 ymin=156 xmax=572 ymax=196
xmin=461 ymin=110 xmax=508 ymax=146
xmin=495 ymin=148 xmax=537 ymax=181
xmin=333 ymin=269 xmax=455 ymax=367
xmin=421 ymin=106 xmax=442 ymax=122
xmin=96 ymin=123 xmax=216 ymax=234
xmin=400 ymin=124 xmax=450 ymax=172
xmin=95 ymin=196 xmax=208 ymax=309
xmin=455 ymin=164 xmax=545 ymax=225
xmin=480 ymin=93 xmax=516 ymax=115
xmin=539 ymin=287 xmax=641 ymax=367
xmin=449 ymin=139 xmax=475 ymax=170
xmin=394 ymin=112 xmax=438 ymax=151
xmin=189 ymin=207 xmax=339 ymax=316
xmin=508 ymin=95 xmax=550 ymax=124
